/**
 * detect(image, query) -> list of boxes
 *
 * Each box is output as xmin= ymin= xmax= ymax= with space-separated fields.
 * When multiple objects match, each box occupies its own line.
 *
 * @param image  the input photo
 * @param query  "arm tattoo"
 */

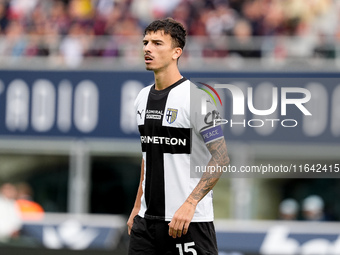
xmin=189 ymin=138 xmax=230 ymax=203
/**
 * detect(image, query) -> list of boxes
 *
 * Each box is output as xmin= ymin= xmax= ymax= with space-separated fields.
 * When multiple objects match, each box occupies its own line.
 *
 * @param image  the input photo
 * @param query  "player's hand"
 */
xmin=127 ymin=208 xmax=139 ymax=235
xmin=168 ymin=200 xmax=196 ymax=238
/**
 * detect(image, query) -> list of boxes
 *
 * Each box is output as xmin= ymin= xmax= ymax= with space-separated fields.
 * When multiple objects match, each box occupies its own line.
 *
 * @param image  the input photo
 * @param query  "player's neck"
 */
xmin=153 ymin=67 xmax=182 ymax=91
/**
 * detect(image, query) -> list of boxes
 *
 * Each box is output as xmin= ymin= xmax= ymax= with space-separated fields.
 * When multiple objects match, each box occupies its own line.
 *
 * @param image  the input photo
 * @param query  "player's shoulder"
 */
xmin=172 ymin=78 xmax=205 ymax=95
xmin=138 ymin=84 xmax=153 ymax=96
xmin=134 ymin=84 xmax=152 ymax=104
xmin=188 ymin=80 xmax=210 ymax=100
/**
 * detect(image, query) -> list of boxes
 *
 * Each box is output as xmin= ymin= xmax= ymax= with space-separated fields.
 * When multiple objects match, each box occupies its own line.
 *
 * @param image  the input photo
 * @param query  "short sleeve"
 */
xmin=190 ymin=82 xmax=224 ymax=144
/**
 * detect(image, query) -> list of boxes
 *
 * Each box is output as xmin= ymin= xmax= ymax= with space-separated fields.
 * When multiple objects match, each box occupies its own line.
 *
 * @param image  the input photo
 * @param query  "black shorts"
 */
xmin=128 ymin=215 xmax=218 ymax=255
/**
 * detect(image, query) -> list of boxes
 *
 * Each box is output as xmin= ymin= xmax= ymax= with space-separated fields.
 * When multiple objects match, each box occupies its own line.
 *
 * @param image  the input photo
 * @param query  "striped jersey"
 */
xmin=134 ymin=77 xmax=223 ymax=222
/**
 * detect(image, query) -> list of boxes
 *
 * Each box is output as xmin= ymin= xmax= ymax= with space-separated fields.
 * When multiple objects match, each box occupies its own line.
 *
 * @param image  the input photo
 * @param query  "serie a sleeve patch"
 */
xmin=200 ymin=125 xmax=224 ymax=144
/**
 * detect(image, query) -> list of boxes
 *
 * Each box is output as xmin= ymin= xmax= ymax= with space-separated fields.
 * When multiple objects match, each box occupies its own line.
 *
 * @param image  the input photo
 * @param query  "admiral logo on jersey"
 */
xmin=145 ymin=109 xmax=163 ymax=120
xmin=166 ymin=108 xmax=178 ymax=124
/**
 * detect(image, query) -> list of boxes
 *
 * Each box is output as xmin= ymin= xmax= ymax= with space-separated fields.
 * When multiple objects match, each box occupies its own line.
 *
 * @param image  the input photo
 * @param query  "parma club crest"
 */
xmin=166 ymin=108 xmax=178 ymax=124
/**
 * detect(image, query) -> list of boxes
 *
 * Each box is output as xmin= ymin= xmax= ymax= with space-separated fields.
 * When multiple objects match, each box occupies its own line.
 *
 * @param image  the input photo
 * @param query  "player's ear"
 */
xmin=172 ymin=47 xmax=182 ymax=60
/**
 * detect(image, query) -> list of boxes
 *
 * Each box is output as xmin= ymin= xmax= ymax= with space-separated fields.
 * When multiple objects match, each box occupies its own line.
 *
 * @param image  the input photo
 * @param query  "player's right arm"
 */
xmin=127 ymin=158 xmax=144 ymax=235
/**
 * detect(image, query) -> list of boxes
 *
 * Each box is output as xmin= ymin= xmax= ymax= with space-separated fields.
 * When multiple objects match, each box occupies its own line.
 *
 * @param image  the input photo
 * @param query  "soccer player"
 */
xmin=127 ymin=18 xmax=230 ymax=254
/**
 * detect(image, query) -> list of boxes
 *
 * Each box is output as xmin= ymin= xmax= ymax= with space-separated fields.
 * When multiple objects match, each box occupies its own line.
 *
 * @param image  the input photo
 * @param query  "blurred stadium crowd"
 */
xmin=0 ymin=0 xmax=338 ymax=67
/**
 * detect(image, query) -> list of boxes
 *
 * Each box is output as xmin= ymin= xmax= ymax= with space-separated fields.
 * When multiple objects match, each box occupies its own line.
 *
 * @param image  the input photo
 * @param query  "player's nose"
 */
xmin=143 ymin=43 xmax=151 ymax=53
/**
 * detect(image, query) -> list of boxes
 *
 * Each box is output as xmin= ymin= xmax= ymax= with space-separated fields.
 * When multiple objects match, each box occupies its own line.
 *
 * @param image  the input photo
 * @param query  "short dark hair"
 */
xmin=144 ymin=18 xmax=186 ymax=49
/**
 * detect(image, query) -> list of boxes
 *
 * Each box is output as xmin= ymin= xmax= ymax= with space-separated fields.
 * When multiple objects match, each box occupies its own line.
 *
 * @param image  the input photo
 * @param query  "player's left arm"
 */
xmin=168 ymin=136 xmax=229 ymax=238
